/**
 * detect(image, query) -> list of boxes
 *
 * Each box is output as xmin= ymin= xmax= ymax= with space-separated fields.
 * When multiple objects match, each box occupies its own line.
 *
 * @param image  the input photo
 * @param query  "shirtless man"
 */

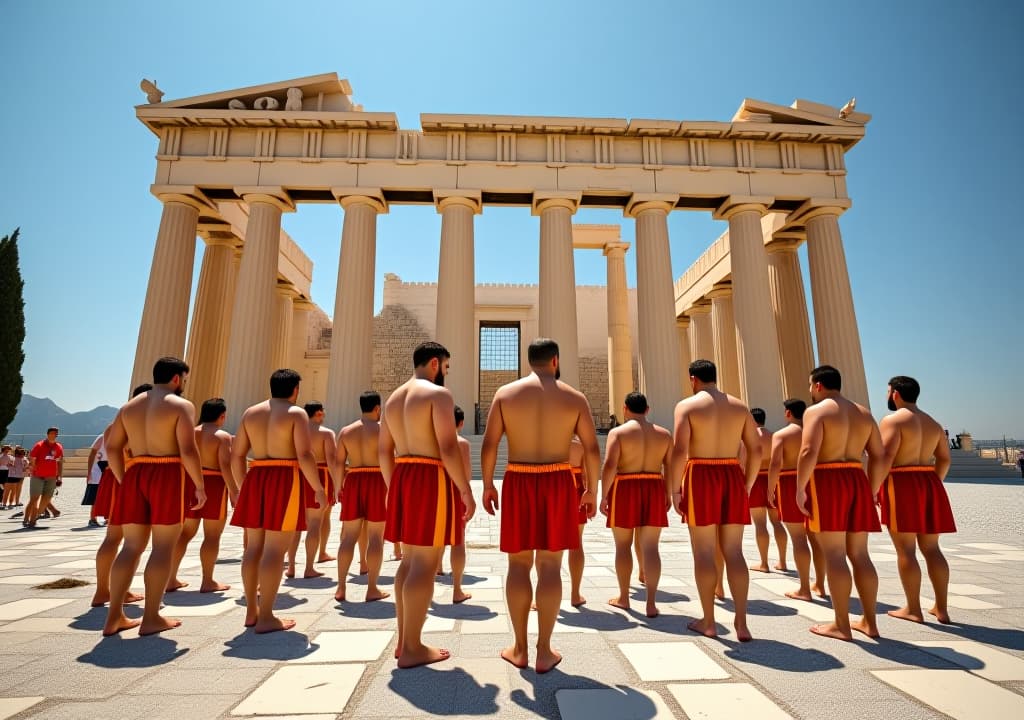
xmin=670 ymin=359 xmax=760 ymax=641
xmin=481 ymin=338 xmax=601 ymax=673
xmin=601 ymin=392 xmax=671 ymax=618
xmin=796 ymin=365 xmax=887 ymax=641
xmin=90 ymin=383 xmax=150 ymax=609
xmin=879 ymin=376 xmax=955 ymax=624
xmin=746 ymin=409 xmax=788 ymax=573
xmin=382 ymin=343 xmax=475 ymax=668
xmin=335 ymin=391 xmax=389 ymax=603
xmin=286 ymin=402 xmax=337 ymax=579
xmin=230 ymin=369 xmax=326 ymax=634
xmin=767 ymin=399 xmax=826 ymax=601
xmin=103 ymin=357 xmax=206 ymax=636
xmin=166 ymin=398 xmax=238 ymax=593
xmin=437 ymin=405 xmax=472 ymax=604
xmin=567 ymin=436 xmax=588 ymax=607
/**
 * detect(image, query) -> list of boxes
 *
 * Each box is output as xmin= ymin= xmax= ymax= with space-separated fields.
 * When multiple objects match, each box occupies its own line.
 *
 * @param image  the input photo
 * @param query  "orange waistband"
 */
xmin=347 ymin=466 xmax=382 ymax=474
xmin=815 ymin=461 xmax=863 ymax=470
xmin=890 ymin=465 xmax=935 ymax=473
xmin=201 ymin=468 xmax=222 ymax=476
xmin=249 ymin=459 xmax=300 ymax=468
xmin=507 ymin=462 xmax=572 ymax=474
xmin=616 ymin=472 xmax=663 ymax=481
xmin=686 ymin=458 xmax=740 ymax=466
xmin=317 ymin=462 xmax=329 ymax=469
xmin=126 ymin=456 xmax=181 ymax=468
xmin=395 ymin=456 xmax=443 ymax=467
xmin=571 ymin=466 xmax=582 ymax=475
xmin=778 ymin=469 xmax=798 ymax=477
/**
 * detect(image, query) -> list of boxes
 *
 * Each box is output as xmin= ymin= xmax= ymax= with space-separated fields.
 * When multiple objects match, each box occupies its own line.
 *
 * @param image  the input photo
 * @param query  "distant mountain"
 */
xmin=3 ymin=395 xmax=117 ymax=449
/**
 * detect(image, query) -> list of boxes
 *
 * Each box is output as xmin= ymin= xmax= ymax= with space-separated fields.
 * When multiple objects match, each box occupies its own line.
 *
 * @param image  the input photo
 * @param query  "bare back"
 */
xmin=339 ymin=419 xmax=380 ymax=467
xmin=119 ymin=389 xmax=196 ymax=458
xmin=675 ymin=389 xmax=757 ymax=459
xmin=489 ymin=374 xmax=590 ymax=463
xmin=569 ymin=438 xmax=584 ymax=468
xmin=196 ymin=425 xmax=228 ymax=469
xmin=609 ymin=419 xmax=672 ymax=474
xmin=773 ymin=424 xmax=803 ymax=470
xmin=309 ymin=424 xmax=336 ymax=464
xmin=383 ymin=378 xmax=450 ymax=459
xmin=757 ymin=428 xmax=773 ymax=470
xmin=805 ymin=397 xmax=875 ymax=463
xmin=241 ymin=400 xmax=306 ymax=459
xmin=880 ymin=406 xmax=950 ymax=483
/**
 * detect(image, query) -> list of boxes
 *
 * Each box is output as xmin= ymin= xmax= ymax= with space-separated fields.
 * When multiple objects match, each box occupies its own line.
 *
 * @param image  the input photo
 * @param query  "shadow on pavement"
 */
xmin=335 ymin=598 xmax=396 ymax=619
xmin=927 ymin=620 xmax=1024 ymax=652
xmin=721 ymin=637 xmax=844 ymax=672
xmin=513 ymin=673 xmax=656 ymax=720
xmin=70 ymin=605 xmax=142 ymax=632
xmin=283 ymin=575 xmax=335 ymax=589
xmin=855 ymin=634 xmax=982 ymax=668
xmin=222 ymin=631 xmax=318 ymax=661
xmin=234 ymin=594 xmax=310 ymax=610
xmin=429 ymin=601 xmax=498 ymax=620
xmin=555 ymin=605 xmax=639 ymax=632
xmin=162 ymin=590 xmax=231 ymax=607
xmin=387 ymin=664 xmax=499 ymax=715
xmin=78 ymin=634 xmax=188 ymax=668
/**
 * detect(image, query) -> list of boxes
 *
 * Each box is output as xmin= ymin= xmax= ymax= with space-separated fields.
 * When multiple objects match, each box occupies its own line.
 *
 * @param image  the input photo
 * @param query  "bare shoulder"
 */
xmin=653 ymin=423 xmax=672 ymax=440
xmin=776 ymin=424 xmax=800 ymax=439
xmin=457 ymin=436 xmax=470 ymax=449
xmin=803 ymin=401 xmax=828 ymax=420
xmin=287 ymin=405 xmax=308 ymax=422
xmin=215 ymin=429 xmax=232 ymax=443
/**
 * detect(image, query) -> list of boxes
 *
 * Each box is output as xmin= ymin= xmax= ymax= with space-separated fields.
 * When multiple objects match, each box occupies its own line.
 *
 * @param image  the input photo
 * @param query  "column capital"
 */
xmin=331 ymin=187 xmax=388 ymax=214
xmin=150 ymin=184 xmax=217 ymax=214
xmin=712 ymin=195 xmax=773 ymax=221
xmin=706 ymin=283 xmax=733 ymax=300
xmin=198 ymin=231 xmax=238 ymax=249
xmin=434 ymin=189 xmax=482 ymax=214
xmin=676 ymin=316 xmax=691 ymax=329
xmin=275 ymin=282 xmax=299 ymax=300
xmin=786 ymin=197 xmax=852 ymax=227
xmin=602 ymin=241 xmax=631 ymax=257
xmin=765 ymin=237 xmax=803 ymax=254
xmin=292 ymin=296 xmax=317 ymax=311
xmin=624 ymin=193 xmax=677 ymax=218
xmin=532 ymin=191 xmax=581 ymax=216
xmin=233 ymin=186 xmax=296 ymax=213
xmin=687 ymin=301 xmax=712 ymax=317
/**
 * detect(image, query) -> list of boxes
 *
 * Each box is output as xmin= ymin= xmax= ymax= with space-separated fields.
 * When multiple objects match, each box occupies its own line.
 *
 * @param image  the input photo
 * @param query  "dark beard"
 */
xmin=555 ymin=367 xmax=560 ymax=381
xmin=887 ymin=396 xmax=897 ymax=412
xmin=433 ymin=368 xmax=445 ymax=387
xmin=174 ymin=386 xmax=184 ymax=396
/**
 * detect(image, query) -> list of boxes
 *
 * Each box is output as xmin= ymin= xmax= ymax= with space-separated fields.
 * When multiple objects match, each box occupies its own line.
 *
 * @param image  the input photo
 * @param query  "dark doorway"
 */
xmin=476 ymin=321 xmax=521 ymax=433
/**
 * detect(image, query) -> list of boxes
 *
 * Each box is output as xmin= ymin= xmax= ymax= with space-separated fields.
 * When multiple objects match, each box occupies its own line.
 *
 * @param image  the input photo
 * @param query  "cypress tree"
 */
xmin=0 ymin=229 xmax=25 ymax=439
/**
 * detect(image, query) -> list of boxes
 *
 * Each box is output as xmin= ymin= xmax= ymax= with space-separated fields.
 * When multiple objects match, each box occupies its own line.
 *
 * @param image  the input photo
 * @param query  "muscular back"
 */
xmin=806 ymin=397 xmax=875 ymax=462
xmin=773 ymin=424 xmax=803 ymax=470
xmin=241 ymin=400 xmax=305 ymax=459
xmin=383 ymin=378 xmax=449 ymax=458
xmin=119 ymin=389 xmax=196 ymax=457
xmin=196 ymin=425 xmax=227 ymax=469
xmin=757 ymin=428 xmax=772 ymax=470
xmin=491 ymin=375 xmax=589 ymax=463
xmin=339 ymin=419 xmax=380 ymax=467
xmin=609 ymin=419 xmax=671 ymax=474
xmin=309 ymin=425 xmax=335 ymax=464
xmin=883 ymin=408 xmax=946 ymax=467
xmin=676 ymin=390 xmax=753 ymax=458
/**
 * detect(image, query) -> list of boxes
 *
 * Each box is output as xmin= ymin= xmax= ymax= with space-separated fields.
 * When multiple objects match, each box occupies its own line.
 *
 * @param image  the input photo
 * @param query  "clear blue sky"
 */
xmin=2 ymin=0 xmax=1021 ymax=439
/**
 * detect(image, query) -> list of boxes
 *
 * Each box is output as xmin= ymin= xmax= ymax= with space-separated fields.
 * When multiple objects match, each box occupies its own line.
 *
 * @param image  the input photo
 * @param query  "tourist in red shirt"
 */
xmin=25 ymin=427 xmax=63 ymax=528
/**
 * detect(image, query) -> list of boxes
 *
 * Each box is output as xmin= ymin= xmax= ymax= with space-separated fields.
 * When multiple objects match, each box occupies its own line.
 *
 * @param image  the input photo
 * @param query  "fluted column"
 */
xmin=535 ymin=196 xmax=580 ymax=388
xmin=629 ymin=198 xmax=682 ymax=428
xmin=804 ymin=209 xmax=869 ymax=408
xmin=707 ymin=284 xmax=742 ymax=399
xmin=290 ymin=298 xmax=314 ymax=374
xmin=676 ymin=317 xmax=692 ymax=398
xmin=326 ymin=191 xmax=386 ymax=426
xmin=604 ymin=241 xmax=633 ymax=416
xmin=222 ymin=189 xmax=294 ymax=428
xmin=687 ymin=302 xmax=714 ymax=363
xmin=270 ymin=284 xmax=296 ymax=378
xmin=435 ymin=192 xmax=480 ymax=417
xmin=766 ymin=238 xmax=815 ymax=401
xmin=130 ymin=196 xmax=204 ymax=390
xmin=717 ymin=198 xmax=785 ymax=427
xmin=184 ymin=234 xmax=237 ymax=405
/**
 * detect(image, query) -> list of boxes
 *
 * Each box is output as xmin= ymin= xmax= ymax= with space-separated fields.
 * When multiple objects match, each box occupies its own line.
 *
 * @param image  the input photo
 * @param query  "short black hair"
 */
xmin=624 ymin=391 xmax=648 ymax=414
xmin=303 ymin=401 xmax=324 ymax=417
xmin=783 ymin=398 xmax=807 ymax=420
xmin=359 ymin=391 xmax=381 ymax=413
xmin=199 ymin=398 xmax=227 ymax=423
xmin=689 ymin=359 xmax=716 ymax=383
xmin=46 ymin=427 xmax=59 ymax=435
xmin=888 ymin=376 xmax=921 ymax=403
xmin=153 ymin=356 xmax=189 ymax=384
xmin=810 ymin=365 xmax=842 ymax=391
xmin=270 ymin=368 xmax=301 ymax=399
xmin=131 ymin=383 xmax=153 ymax=398
xmin=413 ymin=341 xmax=450 ymax=368
xmin=528 ymin=337 xmax=559 ymax=366
xmin=454 ymin=405 xmax=465 ymax=425
xmin=750 ymin=408 xmax=766 ymax=426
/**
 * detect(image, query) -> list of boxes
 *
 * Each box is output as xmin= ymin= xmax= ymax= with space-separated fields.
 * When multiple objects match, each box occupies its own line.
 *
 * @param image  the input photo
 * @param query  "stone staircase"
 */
xmin=946 ymin=448 xmax=1021 ymax=479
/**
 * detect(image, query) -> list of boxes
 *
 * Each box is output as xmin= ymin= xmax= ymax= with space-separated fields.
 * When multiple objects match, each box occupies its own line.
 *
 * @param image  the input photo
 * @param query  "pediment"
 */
xmin=138 ymin=72 xmax=358 ymax=113
xmin=732 ymin=98 xmax=871 ymax=126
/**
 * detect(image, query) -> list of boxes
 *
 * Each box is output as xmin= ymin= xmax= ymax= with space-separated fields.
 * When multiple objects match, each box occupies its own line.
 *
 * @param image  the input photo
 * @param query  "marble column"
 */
xmin=804 ymin=209 xmax=870 ymax=408
xmin=270 ymin=284 xmax=296 ymax=377
xmin=435 ymin=193 xmax=480 ymax=417
xmin=326 ymin=192 xmax=385 ymax=426
xmin=676 ymin=317 xmax=692 ymax=398
xmin=687 ymin=302 xmax=714 ymax=363
xmin=290 ymin=298 xmax=314 ymax=374
xmin=130 ymin=197 xmax=202 ymax=391
xmin=222 ymin=190 xmax=294 ymax=428
xmin=604 ymin=241 xmax=633 ymax=417
xmin=535 ymin=197 xmax=580 ymax=388
xmin=184 ymin=233 xmax=236 ymax=405
xmin=718 ymin=199 xmax=785 ymax=426
xmin=629 ymin=199 xmax=682 ymax=428
xmin=765 ymin=238 xmax=815 ymax=401
xmin=707 ymin=284 xmax=742 ymax=399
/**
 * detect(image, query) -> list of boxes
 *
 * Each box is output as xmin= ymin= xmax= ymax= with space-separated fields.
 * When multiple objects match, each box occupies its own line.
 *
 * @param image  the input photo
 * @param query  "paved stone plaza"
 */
xmin=0 ymin=467 xmax=1021 ymax=720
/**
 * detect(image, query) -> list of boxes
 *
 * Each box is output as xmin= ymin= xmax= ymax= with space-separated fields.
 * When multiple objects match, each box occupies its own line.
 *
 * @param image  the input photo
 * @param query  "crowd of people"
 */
xmin=77 ymin=340 xmax=956 ymax=671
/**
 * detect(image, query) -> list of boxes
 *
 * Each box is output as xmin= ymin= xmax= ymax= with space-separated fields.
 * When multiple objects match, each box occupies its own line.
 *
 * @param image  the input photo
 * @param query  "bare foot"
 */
xmin=928 ymin=605 xmax=952 ymax=624
xmin=536 ymin=648 xmax=562 ymax=674
xmin=530 ymin=601 xmax=538 ymax=611
xmin=785 ymin=590 xmax=814 ymax=602
xmin=715 ymin=586 xmax=726 ymax=600
xmin=318 ymin=554 xmax=336 ymax=563
xmin=811 ymin=583 xmax=827 ymax=598
xmin=638 ymin=571 xmax=646 ymax=584
xmin=774 ymin=562 xmax=788 ymax=571
xmin=125 ymin=592 xmax=144 ymax=603
xmin=501 ymin=646 xmax=528 ymax=669
xmin=90 ymin=593 xmax=110 ymax=607
xmin=570 ymin=595 xmax=587 ymax=608
xmin=887 ymin=607 xmax=925 ymax=623
xmin=392 ymin=554 xmax=403 ymax=562
xmin=397 ymin=646 xmax=450 ymax=668
xmin=254 ymin=617 xmax=296 ymax=634
xmin=359 ymin=563 xmax=369 ymax=575
xmin=809 ymin=622 xmax=852 ymax=641
xmin=365 ymin=589 xmax=391 ymax=602
xmin=436 ymin=568 xmax=445 ymax=576
xmin=284 ymin=568 xmax=295 ymax=579
xmin=687 ymin=618 xmax=717 ymax=638
xmin=452 ymin=590 xmax=472 ymax=604
xmin=749 ymin=563 xmax=770 ymax=573
xmin=851 ymin=617 xmax=880 ymax=638
xmin=303 ymin=569 xmax=325 ymax=579
xmin=646 ymin=602 xmax=659 ymax=618
xmin=608 ymin=597 xmax=630 ymax=611
xmin=102 ymin=615 xmax=141 ymax=636
xmin=199 ymin=581 xmax=230 ymax=593
xmin=139 ymin=615 xmax=182 ymax=636
xmin=734 ymin=621 xmax=752 ymax=642
xmin=244 ymin=610 xmax=258 ymax=627
xmin=165 ymin=580 xmax=189 ymax=592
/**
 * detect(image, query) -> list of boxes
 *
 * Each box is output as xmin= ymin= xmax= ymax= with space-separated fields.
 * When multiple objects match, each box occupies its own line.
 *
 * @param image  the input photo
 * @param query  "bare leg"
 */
xmin=887 ymin=529 xmax=924 ymax=622
xmin=198 ymin=518 xmax=229 ymax=592
xmin=501 ymin=550 xmax=532 ymax=669
xmin=919 ymin=534 xmax=951 ymax=624
xmin=749 ymin=507 xmax=771 ymax=572
xmin=241 ymin=528 xmax=265 ymax=627
xmin=847 ymin=532 xmax=879 ymax=637
xmin=393 ymin=553 xmax=408 ymax=657
xmin=255 ymin=530 xmax=297 ymax=633
xmin=809 ymin=531 xmax=853 ymax=640
xmin=720 ymin=524 xmax=751 ymax=640
xmin=392 ymin=541 xmax=403 ymax=561
xmin=639 ymin=526 xmax=662 ymax=618
xmin=634 ymin=531 xmax=645 ymax=584
xmin=534 ymin=550 xmax=564 ymax=673
xmin=568 ymin=524 xmax=586 ymax=606
xmin=809 ymin=532 xmax=828 ymax=597
xmin=609 ymin=527 xmax=634 ymax=610
xmin=365 ymin=521 xmax=389 ymax=601
xmin=286 ymin=531 xmax=300 ymax=578
xmin=103 ymin=523 xmax=150 ymax=635
xmin=714 ymin=541 xmax=726 ymax=599
xmin=334 ymin=519 xmax=362 ymax=601
xmin=784 ymin=522 xmax=814 ymax=601
xmin=317 ymin=507 xmax=335 ymax=562
xmin=139 ymin=524 xmax=184 ymax=635
xmin=23 ymin=491 xmax=42 ymax=525
xmin=451 ymin=542 xmax=470 ymax=603
xmin=167 ymin=518 xmax=198 ymax=591
xmin=358 ymin=523 xmax=369 ymax=574
xmin=769 ymin=508 xmax=788 ymax=570
xmin=302 ymin=510 xmax=324 ymax=578
xmin=93 ymin=525 xmax=142 ymax=606
xmin=396 ymin=544 xmax=448 ymax=668
xmin=687 ymin=524 xmax=719 ymax=637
